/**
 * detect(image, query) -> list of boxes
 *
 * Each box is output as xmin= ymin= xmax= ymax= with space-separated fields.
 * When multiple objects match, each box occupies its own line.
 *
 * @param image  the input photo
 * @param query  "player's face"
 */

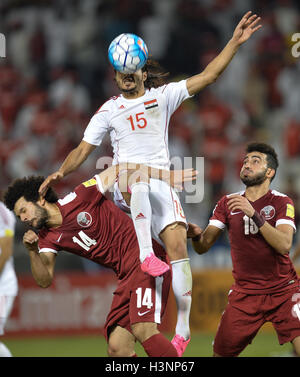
xmin=114 ymin=69 xmax=147 ymax=96
xmin=14 ymin=197 xmax=48 ymax=230
xmin=240 ymin=152 xmax=269 ymax=187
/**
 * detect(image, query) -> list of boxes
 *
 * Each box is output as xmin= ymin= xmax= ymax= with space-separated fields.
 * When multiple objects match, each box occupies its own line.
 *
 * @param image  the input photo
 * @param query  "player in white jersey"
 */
xmin=39 ymin=12 xmax=262 ymax=355
xmin=0 ymin=201 xmax=18 ymax=357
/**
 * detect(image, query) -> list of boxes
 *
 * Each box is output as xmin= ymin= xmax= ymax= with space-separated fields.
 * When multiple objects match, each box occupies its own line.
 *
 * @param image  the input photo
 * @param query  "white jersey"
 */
xmin=0 ymin=202 xmax=18 ymax=296
xmin=83 ymin=80 xmax=192 ymax=169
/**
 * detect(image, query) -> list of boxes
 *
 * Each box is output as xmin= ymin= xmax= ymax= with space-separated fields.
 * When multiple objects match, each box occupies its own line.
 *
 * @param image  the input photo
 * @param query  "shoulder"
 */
xmin=270 ymin=189 xmax=294 ymax=205
xmin=94 ymin=96 xmax=121 ymax=114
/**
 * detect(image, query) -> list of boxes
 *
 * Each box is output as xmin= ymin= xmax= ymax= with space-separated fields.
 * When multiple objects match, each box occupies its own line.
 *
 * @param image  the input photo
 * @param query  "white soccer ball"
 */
xmin=108 ymin=33 xmax=148 ymax=73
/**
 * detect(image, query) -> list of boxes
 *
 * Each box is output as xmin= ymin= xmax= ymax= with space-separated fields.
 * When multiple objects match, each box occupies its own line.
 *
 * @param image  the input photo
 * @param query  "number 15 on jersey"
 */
xmin=127 ymin=112 xmax=148 ymax=131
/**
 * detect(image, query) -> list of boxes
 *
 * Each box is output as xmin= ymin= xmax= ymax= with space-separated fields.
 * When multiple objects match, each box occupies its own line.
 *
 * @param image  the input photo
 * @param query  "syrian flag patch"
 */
xmin=144 ymin=99 xmax=158 ymax=110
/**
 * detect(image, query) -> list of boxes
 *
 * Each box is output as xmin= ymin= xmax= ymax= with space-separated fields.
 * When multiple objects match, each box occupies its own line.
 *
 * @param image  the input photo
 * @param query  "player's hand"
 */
xmin=169 ymin=169 xmax=198 ymax=190
xmin=227 ymin=194 xmax=255 ymax=217
xmin=23 ymin=230 xmax=39 ymax=251
xmin=187 ymin=222 xmax=203 ymax=239
xmin=232 ymin=11 xmax=262 ymax=46
xmin=39 ymin=171 xmax=64 ymax=198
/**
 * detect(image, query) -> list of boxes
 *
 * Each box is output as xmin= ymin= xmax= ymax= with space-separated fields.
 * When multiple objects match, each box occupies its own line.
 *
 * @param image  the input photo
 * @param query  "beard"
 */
xmin=31 ymin=204 xmax=49 ymax=230
xmin=240 ymin=168 xmax=268 ymax=187
xmin=116 ymin=74 xmax=143 ymax=94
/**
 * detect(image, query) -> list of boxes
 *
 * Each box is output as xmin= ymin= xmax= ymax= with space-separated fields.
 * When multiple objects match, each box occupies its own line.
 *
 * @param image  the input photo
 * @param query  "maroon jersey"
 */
xmin=38 ymin=177 xmax=165 ymax=280
xmin=210 ymin=189 xmax=297 ymax=294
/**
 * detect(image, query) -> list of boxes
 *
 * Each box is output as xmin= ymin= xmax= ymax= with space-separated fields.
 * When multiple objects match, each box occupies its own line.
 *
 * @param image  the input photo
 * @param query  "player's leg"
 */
xmin=118 ymin=170 xmax=169 ymax=276
xmin=213 ymin=291 xmax=265 ymax=357
xmin=107 ymin=325 xmax=137 ymax=357
xmin=269 ymin=287 xmax=300 ymax=356
xmin=0 ymin=296 xmax=15 ymax=357
xmin=159 ymin=222 xmax=192 ymax=352
xmin=131 ymin=322 xmax=178 ymax=357
xmin=292 ymin=336 xmax=300 ymax=356
xmin=130 ymin=260 xmax=178 ymax=356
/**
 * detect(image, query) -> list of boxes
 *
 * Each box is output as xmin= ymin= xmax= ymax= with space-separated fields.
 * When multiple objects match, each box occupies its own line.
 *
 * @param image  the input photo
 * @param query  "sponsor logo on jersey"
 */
xmin=286 ymin=203 xmax=295 ymax=219
xmin=56 ymin=233 xmax=63 ymax=243
xmin=135 ymin=212 xmax=146 ymax=220
xmin=230 ymin=211 xmax=243 ymax=215
xmin=260 ymin=205 xmax=275 ymax=220
xmin=144 ymin=99 xmax=158 ymax=110
xmin=138 ymin=310 xmax=151 ymax=316
xmin=119 ymin=105 xmax=125 ymax=109
xmin=82 ymin=178 xmax=97 ymax=188
xmin=77 ymin=212 xmax=92 ymax=227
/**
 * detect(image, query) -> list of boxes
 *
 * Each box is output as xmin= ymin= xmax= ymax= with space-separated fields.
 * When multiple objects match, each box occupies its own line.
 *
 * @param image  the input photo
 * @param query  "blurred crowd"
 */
xmin=1 ymin=0 xmax=300 ymax=270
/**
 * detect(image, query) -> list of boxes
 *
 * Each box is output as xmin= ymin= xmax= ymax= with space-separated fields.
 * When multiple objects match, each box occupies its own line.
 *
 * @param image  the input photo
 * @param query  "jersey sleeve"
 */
xmin=74 ymin=175 xmax=104 ymax=203
xmin=161 ymin=80 xmax=193 ymax=115
xmin=82 ymin=103 xmax=110 ymax=146
xmin=38 ymin=231 xmax=59 ymax=254
xmin=275 ymin=196 xmax=296 ymax=232
xmin=209 ymin=196 xmax=227 ymax=230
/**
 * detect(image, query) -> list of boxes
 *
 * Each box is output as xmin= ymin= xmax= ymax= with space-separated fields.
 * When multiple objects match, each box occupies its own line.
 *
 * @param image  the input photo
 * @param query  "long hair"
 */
xmin=142 ymin=59 xmax=169 ymax=89
xmin=4 ymin=176 xmax=58 ymax=211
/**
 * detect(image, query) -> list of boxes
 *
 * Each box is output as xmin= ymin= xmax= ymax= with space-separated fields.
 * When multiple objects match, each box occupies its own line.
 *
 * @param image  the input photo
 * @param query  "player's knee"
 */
xmin=107 ymin=341 xmax=131 ymax=357
xmin=292 ymin=336 xmax=300 ymax=356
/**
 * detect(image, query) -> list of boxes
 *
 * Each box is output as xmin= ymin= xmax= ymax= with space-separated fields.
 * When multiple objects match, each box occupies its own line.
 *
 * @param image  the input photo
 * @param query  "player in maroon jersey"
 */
xmin=4 ymin=164 xmax=196 ymax=357
xmin=188 ymin=143 xmax=300 ymax=356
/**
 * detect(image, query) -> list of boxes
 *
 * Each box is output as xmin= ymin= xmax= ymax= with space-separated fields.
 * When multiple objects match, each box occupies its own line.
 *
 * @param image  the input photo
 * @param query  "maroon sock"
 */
xmin=142 ymin=333 xmax=178 ymax=357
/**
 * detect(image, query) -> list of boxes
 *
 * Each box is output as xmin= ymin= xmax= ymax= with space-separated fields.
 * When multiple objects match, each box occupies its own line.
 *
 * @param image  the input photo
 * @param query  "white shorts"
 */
xmin=114 ymin=178 xmax=187 ymax=242
xmin=0 ymin=295 xmax=16 ymax=335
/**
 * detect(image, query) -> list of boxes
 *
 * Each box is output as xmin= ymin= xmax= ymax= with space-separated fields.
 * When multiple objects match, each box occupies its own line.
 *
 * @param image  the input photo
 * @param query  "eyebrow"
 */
xmin=243 ymin=155 xmax=263 ymax=162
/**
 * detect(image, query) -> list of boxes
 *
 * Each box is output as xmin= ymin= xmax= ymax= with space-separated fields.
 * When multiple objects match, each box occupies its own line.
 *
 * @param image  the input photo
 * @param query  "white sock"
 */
xmin=130 ymin=182 xmax=154 ymax=263
xmin=0 ymin=342 xmax=12 ymax=357
xmin=171 ymin=258 xmax=192 ymax=340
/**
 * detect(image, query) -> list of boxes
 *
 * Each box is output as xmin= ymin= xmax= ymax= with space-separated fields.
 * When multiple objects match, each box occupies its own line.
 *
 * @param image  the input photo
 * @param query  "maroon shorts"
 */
xmin=213 ymin=283 xmax=300 ymax=357
xmin=103 ymin=259 xmax=171 ymax=342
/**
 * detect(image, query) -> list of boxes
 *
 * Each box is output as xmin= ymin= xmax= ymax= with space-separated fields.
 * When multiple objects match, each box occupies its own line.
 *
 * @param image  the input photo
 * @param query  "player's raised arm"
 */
xmin=187 ymin=222 xmax=223 ymax=255
xmin=39 ymin=140 xmax=96 ymax=197
xmin=23 ymin=230 xmax=56 ymax=288
xmin=186 ymin=11 xmax=262 ymax=96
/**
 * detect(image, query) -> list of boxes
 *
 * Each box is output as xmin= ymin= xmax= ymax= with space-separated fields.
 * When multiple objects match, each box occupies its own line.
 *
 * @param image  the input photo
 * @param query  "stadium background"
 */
xmin=0 ymin=0 xmax=300 ymax=357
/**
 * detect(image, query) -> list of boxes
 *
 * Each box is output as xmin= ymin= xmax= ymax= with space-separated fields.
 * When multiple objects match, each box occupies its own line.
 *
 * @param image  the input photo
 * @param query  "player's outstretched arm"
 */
xmin=23 ymin=230 xmax=56 ymax=288
xmin=39 ymin=141 xmax=96 ymax=197
xmin=188 ymin=223 xmax=222 ymax=255
xmin=97 ymin=163 xmax=198 ymax=193
xmin=186 ymin=11 xmax=262 ymax=96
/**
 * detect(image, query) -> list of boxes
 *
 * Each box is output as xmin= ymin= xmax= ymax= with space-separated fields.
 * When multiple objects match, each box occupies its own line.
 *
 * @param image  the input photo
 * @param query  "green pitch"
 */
xmin=2 ymin=331 xmax=293 ymax=357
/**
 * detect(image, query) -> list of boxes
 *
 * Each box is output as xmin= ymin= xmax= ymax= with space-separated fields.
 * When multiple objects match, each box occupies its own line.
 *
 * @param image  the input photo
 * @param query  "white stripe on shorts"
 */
xmin=154 ymin=276 xmax=163 ymax=324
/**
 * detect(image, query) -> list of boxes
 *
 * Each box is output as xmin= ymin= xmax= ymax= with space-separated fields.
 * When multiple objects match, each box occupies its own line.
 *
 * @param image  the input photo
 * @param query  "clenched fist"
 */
xmin=23 ymin=230 xmax=39 ymax=251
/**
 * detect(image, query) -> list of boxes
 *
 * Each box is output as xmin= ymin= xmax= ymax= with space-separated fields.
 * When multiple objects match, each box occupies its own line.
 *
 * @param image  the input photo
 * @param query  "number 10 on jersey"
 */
xmin=127 ymin=112 xmax=147 ymax=131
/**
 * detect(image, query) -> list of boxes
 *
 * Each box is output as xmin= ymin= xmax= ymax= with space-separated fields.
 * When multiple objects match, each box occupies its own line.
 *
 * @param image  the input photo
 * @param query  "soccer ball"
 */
xmin=108 ymin=33 xmax=148 ymax=74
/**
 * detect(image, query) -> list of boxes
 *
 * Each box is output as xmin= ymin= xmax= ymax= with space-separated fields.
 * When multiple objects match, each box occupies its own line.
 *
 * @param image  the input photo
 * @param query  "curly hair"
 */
xmin=4 ymin=176 xmax=58 ymax=211
xmin=142 ymin=59 xmax=169 ymax=89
